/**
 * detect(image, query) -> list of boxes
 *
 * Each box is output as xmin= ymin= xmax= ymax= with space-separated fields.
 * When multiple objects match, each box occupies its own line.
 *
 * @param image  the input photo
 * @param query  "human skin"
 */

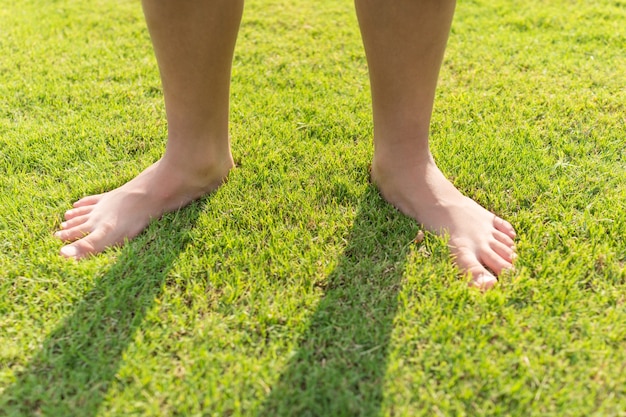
xmin=355 ymin=0 xmax=516 ymax=288
xmin=55 ymin=0 xmax=516 ymax=289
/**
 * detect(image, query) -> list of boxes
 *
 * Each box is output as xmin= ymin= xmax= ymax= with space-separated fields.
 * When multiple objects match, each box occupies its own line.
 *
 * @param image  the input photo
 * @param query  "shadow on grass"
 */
xmin=0 ymin=199 xmax=207 ymax=417
xmin=259 ymin=186 xmax=418 ymax=417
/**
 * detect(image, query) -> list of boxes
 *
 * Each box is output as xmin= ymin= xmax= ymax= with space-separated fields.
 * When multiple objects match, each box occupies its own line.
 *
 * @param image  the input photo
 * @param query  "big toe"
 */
xmin=59 ymin=228 xmax=109 ymax=259
xmin=470 ymin=273 xmax=498 ymax=290
xmin=454 ymin=248 xmax=498 ymax=290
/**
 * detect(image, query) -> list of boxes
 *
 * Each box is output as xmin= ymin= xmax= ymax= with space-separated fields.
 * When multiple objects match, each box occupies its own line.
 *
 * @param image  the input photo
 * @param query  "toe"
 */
xmin=454 ymin=248 xmax=498 ymax=290
xmin=55 ymin=222 xmax=93 ymax=242
xmin=470 ymin=274 xmax=498 ymax=290
xmin=63 ymin=228 xmax=111 ymax=259
xmin=65 ymin=205 xmax=94 ymax=220
xmin=493 ymin=230 xmax=515 ymax=248
xmin=59 ymin=244 xmax=80 ymax=259
xmin=73 ymin=194 xmax=103 ymax=208
xmin=490 ymin=240 xmax=515 ymax=263
xmin=493 ymin=216 xmax=516 ymax=239
xmin=481 ymin=249 xmax=514 ymax=276
xmin=60 ymin=214 xmax=90 ymax=230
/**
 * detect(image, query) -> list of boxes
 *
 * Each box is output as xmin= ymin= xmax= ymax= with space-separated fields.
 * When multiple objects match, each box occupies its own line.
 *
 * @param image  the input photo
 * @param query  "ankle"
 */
xmin=372 ymin=148 xmax=434 ymax=180
xmin=160 ymin=146 xmax=233 ymax=185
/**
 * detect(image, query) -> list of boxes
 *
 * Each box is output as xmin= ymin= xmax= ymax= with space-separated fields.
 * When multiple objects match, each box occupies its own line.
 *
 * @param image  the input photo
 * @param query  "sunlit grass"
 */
xmin=0 ymin=0 xmax=625 ymax=415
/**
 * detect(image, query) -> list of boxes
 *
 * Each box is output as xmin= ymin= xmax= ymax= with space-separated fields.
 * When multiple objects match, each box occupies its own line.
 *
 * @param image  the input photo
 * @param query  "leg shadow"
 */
xmin=0 ymin=199 xmax=207 ymax=417
xmin=259 ymin=186 xmax=418 ymax=417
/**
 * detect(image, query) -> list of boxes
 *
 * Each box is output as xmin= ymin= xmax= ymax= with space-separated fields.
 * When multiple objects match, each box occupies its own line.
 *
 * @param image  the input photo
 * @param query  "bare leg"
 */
xmin=55 ymin=0 xmax=243 ymax=259
xmin=355 ymin=0 xmax=516 ymax=289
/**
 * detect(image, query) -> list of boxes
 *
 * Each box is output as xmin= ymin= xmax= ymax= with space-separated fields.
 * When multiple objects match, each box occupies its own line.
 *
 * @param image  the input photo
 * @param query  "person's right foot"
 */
xmin=54 ymin=155 xmax=233 ymax=259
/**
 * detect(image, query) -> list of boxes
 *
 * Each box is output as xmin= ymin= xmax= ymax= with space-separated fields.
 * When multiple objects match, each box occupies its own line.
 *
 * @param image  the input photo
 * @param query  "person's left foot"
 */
xmin=371 ymin=152 xmax=516 ymax=290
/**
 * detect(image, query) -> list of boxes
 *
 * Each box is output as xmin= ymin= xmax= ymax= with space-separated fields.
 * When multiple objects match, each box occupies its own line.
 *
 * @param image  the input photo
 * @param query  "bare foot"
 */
xmin=371 ymin=153 xmax=516 ymax=290
xmin=55 ymin=155 xmax=233 ymax=259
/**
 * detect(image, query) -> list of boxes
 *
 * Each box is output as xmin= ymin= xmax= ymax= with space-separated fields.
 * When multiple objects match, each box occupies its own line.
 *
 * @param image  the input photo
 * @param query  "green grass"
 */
xmin=1 ymin=0 xmax=625 ymax=415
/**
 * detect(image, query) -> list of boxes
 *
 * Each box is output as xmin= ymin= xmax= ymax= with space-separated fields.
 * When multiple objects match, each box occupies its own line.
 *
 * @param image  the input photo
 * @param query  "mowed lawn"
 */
xmin=1 ymin=0 xmax=625 ymax=415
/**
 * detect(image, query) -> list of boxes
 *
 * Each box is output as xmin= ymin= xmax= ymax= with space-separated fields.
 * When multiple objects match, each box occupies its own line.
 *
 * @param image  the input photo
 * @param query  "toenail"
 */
xmin=472 ymin=274 xmax=497 ymax=289
xmin=60 ymin=246 xmax=78 ymax=258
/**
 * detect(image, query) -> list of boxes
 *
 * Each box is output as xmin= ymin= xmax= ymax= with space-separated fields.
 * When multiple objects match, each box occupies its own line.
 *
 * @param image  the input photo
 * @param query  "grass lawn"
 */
xmin=1 ymin=0 xmax=625 ymax=415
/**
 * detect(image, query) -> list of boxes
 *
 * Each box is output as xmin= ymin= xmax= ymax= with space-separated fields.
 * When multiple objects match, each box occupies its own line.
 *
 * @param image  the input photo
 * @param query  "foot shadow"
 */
xmin=0 ymin=199 xmax=207 ymax=417
xmin=258 ymin=186 xmax=418 ymax=417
